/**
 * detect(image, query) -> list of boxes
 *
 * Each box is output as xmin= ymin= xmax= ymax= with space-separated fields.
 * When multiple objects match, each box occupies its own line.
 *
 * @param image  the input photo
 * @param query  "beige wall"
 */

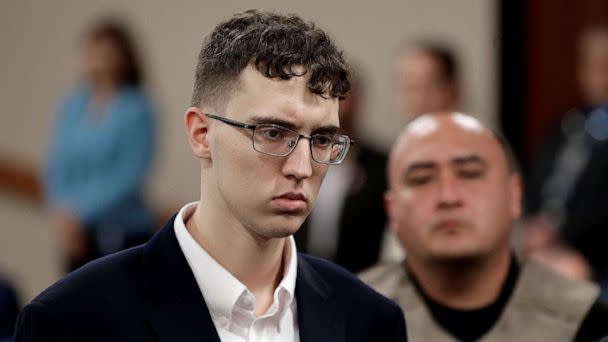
xmin=0 ymin=0 xmax=496 ymax=301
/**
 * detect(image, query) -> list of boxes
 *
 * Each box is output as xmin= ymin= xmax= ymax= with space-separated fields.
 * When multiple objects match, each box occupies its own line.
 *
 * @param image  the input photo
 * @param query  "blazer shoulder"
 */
xmin=299 ymin=254 xmax=401 ymax=311
xmin=299 ymin=253 xmax=365 ymax=287
xmin=31 ymin=245 xmax=146 ymax=308
xmin=298 ymin=254 xmax=407 ymax=340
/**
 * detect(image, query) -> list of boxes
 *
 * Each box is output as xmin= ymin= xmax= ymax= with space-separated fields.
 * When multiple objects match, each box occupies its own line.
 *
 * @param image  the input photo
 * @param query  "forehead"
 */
xmin=581 ymin=33 xmax=608 ymax=56
xmin=394 ymin=116 xmax=504 ymax=170
xmin=226 ymin=65 xmax=339 ymax=125
xmin=399 ymin=51 xmax=441 ymax=74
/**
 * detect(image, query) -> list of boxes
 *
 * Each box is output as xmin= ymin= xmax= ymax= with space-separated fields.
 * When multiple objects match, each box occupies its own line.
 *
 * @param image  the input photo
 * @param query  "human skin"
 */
xmin=396 ymin=51 xmax=458 ymax=119
xmin=385 ymin=113 xmax=522 ymax=309
xmin=184 ymin=64 xmax=339 ymax=314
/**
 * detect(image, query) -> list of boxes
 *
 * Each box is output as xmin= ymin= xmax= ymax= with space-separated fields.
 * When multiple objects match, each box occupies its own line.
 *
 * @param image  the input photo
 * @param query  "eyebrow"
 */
xmin=250 ymin=115 xmax=297 ymax=129
xmin=405 ymin=162 xmax=437 ymax=175
xmin=404 ymin=155 xmax=488 ymax=175
xmin=249 ymin=115 xmax=340 ymax=134
xmin=452 ymin=155 xmax=488 ymax=168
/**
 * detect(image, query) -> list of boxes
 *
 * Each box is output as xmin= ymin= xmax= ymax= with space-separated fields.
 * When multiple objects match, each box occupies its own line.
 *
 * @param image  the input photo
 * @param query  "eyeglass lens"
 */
xmin=252 ymin=124 xmax=348 ymax=164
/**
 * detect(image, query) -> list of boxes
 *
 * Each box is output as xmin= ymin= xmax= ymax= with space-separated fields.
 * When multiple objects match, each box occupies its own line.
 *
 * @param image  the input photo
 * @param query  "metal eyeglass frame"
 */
xmin=204 ymin=113 xmax=353 ymax=165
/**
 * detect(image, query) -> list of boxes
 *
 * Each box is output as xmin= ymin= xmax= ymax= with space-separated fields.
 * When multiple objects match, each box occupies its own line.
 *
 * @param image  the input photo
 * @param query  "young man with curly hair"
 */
xmin=15 ymin=10 xmax=406 ymax=342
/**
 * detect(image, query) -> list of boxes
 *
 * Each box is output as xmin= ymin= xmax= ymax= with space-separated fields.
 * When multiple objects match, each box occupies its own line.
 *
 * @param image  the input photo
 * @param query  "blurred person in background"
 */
xmin=380 ymin=41 xmax=463 ymax=261
xmin=43 ymin=19 xmax=156 ymax=271
xmin=361 ymin=112 xmax=608 ymax=341
xmin=396 ymin=41 xmax=461 ymax=120
xmin=295 ymin=69 xmax=389 ymax=273
xmin=523 ymin=24 xmax=608 ymax=294
xmin=0 ymin=277 xmax=19 ymax=341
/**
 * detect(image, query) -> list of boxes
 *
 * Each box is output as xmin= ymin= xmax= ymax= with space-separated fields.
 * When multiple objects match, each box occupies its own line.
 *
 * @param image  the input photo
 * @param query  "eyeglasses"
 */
xmin=205 ymin=113 xmax=353 ymax=165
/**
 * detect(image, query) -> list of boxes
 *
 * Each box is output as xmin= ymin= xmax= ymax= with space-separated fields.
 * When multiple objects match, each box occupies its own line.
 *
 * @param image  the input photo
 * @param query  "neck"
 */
xmin=90 ymin=74 xmax=121 ymax=93
xmin=407 ymin=248 xmax=512 ymax=310
xmin=186 ymin=201 xmax=286 ymax=315
xmin=87 ymin=83 xmax=119 ymax=118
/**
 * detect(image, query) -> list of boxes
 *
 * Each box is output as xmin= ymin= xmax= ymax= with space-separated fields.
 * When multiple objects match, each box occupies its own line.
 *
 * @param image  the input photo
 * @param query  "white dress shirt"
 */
xmin=174 ymin=202 xmax=300 ymax=342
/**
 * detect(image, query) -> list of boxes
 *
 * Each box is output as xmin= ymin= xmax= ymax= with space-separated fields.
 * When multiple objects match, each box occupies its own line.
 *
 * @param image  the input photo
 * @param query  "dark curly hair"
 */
xmin=191 ymin=10 xmax=350 ymax=108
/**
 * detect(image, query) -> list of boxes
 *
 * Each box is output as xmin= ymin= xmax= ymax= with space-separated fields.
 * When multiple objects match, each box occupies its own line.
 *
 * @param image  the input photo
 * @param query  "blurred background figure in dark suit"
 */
xmin=295 ymin=70 xmax=389 ymax=273
xmin=396 ymin=41 xmax=461 ymax=120
xmin=43 ymin=18 xmax=157 ymax=272
xmin=523 ymin=24 xmax=608 ymax=292
xmin=0 ymin=277 xmax=19 ymax=341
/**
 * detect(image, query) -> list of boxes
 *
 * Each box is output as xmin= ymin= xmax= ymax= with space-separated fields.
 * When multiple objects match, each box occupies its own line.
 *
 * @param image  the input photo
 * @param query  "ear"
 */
xmin=509 ymin=173 xmax=523 ymax=220
xmin=185 ymin=107 xmax=212 ymax=159
xmin=384 ymin=190 xmax=398 ymax=233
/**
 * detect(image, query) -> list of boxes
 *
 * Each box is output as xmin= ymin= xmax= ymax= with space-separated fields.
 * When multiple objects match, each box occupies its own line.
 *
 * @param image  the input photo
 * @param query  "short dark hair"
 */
xmin=191 ymin=10 xmax=350 ymax=108
xmin=86 ymin=19 xmax=142 ymax=86
xmin=404 ymin=41 xmax=459 ymax=84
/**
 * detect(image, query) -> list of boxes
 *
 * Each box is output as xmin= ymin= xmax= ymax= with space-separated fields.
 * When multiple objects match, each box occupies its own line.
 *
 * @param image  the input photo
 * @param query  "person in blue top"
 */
xmin=44 ymin=19 xmax=156 ymax=271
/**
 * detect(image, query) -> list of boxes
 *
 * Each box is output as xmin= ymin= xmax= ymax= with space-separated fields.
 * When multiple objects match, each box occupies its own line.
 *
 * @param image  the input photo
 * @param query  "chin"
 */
xmin=264 ymin=229 xmax=297 ymax=239
xmin=254 ymin=226 xmax=299 ymax=239
xmin=427 ymin=246 xmax=484 ymax=263
xmin=255 ymin=216 xmax=304 ymax=239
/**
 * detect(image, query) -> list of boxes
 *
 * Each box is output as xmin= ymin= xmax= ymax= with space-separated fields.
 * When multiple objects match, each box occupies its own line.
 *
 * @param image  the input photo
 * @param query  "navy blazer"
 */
xmin=15 ymin=216 xmax=406 ymax=341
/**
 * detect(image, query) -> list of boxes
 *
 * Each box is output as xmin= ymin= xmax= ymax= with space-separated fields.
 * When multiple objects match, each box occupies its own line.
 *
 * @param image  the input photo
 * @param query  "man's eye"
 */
xmin=405 ymin=175 xmax=433 ymax=186
xmin=313 ymin=135 xmax=333 ymax=148
xmin=259 ymin=127 xmax=287 ymax=140
xmin=458 ymin=169 xmax=483 ymax=179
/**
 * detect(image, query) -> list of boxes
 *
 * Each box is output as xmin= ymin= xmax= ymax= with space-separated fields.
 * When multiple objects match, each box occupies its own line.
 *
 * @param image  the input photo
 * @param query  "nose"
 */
xmin=282 ymin=137 xmax=313 ymax=180
xmin=437 ymin=171 xmax=463 ymax=210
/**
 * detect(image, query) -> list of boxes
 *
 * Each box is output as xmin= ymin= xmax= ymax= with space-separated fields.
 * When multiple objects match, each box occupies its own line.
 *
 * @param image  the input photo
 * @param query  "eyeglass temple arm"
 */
xmin=204 ymin=113 xmax=256 ymax=130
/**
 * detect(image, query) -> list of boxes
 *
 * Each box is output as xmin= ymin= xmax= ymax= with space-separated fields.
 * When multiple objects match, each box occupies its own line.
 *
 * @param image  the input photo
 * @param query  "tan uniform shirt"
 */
xmin=360 ymin=261 xmax=599 ymax=341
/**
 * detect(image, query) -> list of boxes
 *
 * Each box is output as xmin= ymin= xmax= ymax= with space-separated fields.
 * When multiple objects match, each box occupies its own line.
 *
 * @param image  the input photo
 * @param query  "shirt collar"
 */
xmin=277 ymin=233 xmax=298 ymax=304
xmin=173 ymin=202 xmax=298 ymax=321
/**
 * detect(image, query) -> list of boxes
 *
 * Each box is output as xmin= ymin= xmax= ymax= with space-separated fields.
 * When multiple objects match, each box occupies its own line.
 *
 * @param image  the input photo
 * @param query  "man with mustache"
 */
xmin=15 ymin=10 xmax=406 ymax=341
xmin=361 ymin=112 xmax=608 ymax=341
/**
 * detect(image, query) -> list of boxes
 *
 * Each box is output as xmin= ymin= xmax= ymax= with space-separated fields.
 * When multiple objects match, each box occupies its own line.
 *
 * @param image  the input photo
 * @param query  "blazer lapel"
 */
xmin=296 ymin=255 xmax=344 ymax=342
xmin=142 ymin=216 xmax=221 ymax=342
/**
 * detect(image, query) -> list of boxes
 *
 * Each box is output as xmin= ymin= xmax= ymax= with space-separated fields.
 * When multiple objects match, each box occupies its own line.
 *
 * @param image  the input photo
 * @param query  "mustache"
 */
xmin=431 ymin=218 xmax=472 ymax=230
